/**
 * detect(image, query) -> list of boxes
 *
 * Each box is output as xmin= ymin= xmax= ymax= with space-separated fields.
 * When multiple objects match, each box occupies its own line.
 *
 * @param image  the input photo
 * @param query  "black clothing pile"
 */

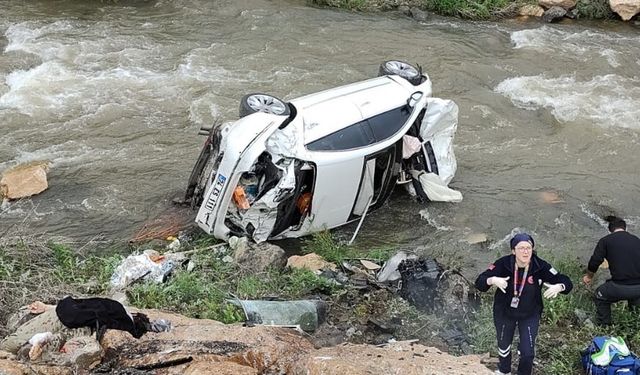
xmin=56 ymin=296 xmax=148 ymax=340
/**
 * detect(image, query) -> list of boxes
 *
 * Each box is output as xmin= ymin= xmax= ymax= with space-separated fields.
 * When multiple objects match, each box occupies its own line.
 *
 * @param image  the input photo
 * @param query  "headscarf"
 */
xmin=510 ymin=233 xmax=535 ymax=249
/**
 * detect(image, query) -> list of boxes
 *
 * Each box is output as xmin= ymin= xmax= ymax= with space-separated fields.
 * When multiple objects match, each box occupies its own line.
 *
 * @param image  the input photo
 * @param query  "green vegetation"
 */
xmin=575 ymin=0 xmax=615 ymax=19
xmin=311 ymin=0 xmax=526 ymax=19
xmin=302 ymin=230 xmax=396 ymax=263
xmin=468 ymin=250 xmax=640 ymax=375
xmin=0 ymin=231 xmax=343 ymax=330
xmin=421 ymin=0 xmax=522 ymax=19
xmin=310 ymin=0 xmax=620 ymax=20
xmin=128 ymin=250 xmax=337 ymax=323
xmin=0 ymin=237 xmax=123 ymax=336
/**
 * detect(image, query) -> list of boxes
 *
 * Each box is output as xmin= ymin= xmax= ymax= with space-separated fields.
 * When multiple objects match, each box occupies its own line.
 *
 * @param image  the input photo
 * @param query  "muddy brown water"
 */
xmin=1 ymin=0 xmax=639 ymax=277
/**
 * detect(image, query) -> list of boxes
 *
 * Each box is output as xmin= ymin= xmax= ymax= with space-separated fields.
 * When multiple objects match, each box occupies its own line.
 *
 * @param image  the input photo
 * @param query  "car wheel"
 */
xmin=239 ymin=93 xmax=290 ymax=118
xmin=378 ymin=60 xmax=422 ymax=85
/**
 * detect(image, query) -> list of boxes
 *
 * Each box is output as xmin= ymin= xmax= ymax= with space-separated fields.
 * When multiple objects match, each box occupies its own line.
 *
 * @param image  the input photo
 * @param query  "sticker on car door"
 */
xmin=205 ymin=174 xmax=227 ymax=210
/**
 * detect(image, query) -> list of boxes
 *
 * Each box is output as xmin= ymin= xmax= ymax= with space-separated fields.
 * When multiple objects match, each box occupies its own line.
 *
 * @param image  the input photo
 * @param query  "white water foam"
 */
xmin=495 ymin=74 xmax=640 ymax=129
xmin=579 ymin=203 xmax=609 ymax=229
xmin=0 ymin=142 xmax=101 ymax=172
xmin=418 ymin=209 xmax=453 ymax=231
xmin=510 ymin=26 xmax=639 ymax=68
xmin=5 ymin=21 xmax=77 ymax=60
xmin=0 ymin=60 xmax=179 ymax=118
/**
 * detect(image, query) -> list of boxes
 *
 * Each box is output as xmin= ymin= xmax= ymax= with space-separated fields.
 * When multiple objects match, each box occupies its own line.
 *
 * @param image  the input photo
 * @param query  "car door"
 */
xmin=350 ymin=142 xmax=401 ymax=220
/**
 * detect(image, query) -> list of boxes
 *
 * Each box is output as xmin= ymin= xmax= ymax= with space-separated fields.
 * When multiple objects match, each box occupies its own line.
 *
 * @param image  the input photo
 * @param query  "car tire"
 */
xmin=378 ymin=60 xmax=423 ymax=85
xmin=239 ymin=93 xmax=290 ymax=118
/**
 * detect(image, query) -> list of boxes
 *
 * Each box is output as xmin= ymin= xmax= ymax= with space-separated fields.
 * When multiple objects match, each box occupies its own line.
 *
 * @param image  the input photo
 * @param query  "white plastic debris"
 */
xmin=419 ymin=98 xmax=458 ymax=184
xmin=410 ymin=170 xmax=463 ymax=202
xmin=110 ymin=251 xmax=177 ymax=289
xmin=376 ymin=251 xmax=419 ymax=282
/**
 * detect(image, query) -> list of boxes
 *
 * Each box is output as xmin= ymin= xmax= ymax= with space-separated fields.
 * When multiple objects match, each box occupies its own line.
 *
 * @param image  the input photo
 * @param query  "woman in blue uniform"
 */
xmin=475 ymin=233 xmax=573 ymax=375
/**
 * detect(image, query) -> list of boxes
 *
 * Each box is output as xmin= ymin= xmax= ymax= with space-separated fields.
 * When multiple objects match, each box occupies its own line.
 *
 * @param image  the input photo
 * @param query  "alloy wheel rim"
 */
xmin=247 ymin=94 xmax=287 ymax=115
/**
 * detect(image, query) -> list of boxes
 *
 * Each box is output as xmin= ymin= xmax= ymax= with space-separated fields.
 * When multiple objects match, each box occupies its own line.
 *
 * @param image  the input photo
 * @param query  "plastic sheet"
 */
xmin=110 ymin=252 xmax=177 ymax=289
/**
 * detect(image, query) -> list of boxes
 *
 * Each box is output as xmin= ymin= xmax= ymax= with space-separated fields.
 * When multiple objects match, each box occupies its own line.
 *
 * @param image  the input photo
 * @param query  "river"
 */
xmin=1 ymin=0 xmax=639 ymax=274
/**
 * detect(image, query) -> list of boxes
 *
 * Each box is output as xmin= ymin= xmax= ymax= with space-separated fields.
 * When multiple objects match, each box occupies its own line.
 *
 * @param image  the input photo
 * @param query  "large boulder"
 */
xmin=609 ymin=0 xmax=640 ymax=20
xmin=519 ymin=4 xmax=546 ymax=16
xmin=286 ymin=253 xmax=336 ymax=272
xmin=231 ymin=237 xmax=286 ymax=273
xmin=539 ymin=0 xmax=577 ymax=9
xmin=0 ymin=161 xmax=50 ymax=200
xmin=296 ymin=343 xmax=492 ymax=374
xmin=542 ymin=6 xmax=568 ymax=21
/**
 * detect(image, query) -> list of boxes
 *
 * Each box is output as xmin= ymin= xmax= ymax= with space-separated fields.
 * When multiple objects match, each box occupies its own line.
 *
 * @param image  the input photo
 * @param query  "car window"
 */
xmin=306 ymin=106 xmax=412 ymax=151
xmin=368 ymin=106 xmax=411 ymax=141
xmin=306 ymin=120 xmax=373 ymax=151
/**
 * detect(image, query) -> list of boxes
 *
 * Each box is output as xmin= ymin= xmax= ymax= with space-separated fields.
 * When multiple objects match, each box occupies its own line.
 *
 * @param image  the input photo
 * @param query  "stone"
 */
xmin=609 ymin=0 xmax=640 ymax=20
xmin=294 ymin=342 xmax=493 ymax=374
xmin=398 ymin=5 xmax=411 ymax=16
xmin=410 ymin=7 xmax=429 ymax=22
xmin=233 ymin=241 xmax=286 ymax=273
xmin=0 ymin=310 xmax=494 ymax=374
xmin=519 ymin=4 xmax=546 ymax=16
xmin=286 ymin=253 xmax=336 ymax=272
xmin=539 ymin=190 xmax=564 ymax=204
xmin=0 ymin=161 xmax=50 ymax=200
xmin=464 ymin=233 xmax=488 ymax=245
xmin=0 ymin=358 xmax=72 ymax=374
xmin=542 ymin=6 xmax=568 ymax=22
xmin=539 ymin=0 xmax=577 ymax=9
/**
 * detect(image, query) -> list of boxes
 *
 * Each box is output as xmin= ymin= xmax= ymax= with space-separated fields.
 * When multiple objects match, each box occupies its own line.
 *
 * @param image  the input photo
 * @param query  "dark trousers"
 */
xmin=494 ymin=312 xmax=540 ymax=375
xmin=595 ymin=281 xmax=640 ymax=325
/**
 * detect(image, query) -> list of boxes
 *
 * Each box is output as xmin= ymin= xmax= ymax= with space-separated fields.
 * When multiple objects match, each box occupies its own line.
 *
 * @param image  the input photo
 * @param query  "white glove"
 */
xmin=28 ymin=332 xmax=53 ymax=346
xmin=488 ymin=276 xmax=510 ymax=293
xmin=28 ymin=332 xmax=53 ymax=360
xmin=543 ymin=283 xmax=565 ymax=299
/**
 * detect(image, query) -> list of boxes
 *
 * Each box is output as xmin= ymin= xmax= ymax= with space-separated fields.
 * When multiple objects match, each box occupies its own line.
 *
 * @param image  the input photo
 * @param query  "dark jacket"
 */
xmin=587 ymin=231 xmax=640 ymax=285
xmin=55 ymin=296 xmax=147 ymax=339
xmin=475 ymin=254 xmax=573 ymax=319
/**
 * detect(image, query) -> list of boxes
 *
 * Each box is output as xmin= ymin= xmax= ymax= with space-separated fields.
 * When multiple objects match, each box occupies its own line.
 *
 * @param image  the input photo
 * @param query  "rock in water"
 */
xmin=0 ymin=161 xmax=51 ymax=200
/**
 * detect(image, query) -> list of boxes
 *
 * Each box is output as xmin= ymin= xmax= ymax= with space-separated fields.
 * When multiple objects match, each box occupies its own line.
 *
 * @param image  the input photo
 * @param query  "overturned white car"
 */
xmin=181 ymin=61 xmax=460 ymax=243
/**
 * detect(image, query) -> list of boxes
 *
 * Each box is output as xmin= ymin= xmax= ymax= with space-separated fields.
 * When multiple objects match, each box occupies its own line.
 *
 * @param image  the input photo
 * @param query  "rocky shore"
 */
xmin=0 ymin=309 xmax=493 ymax=374
xmin=310 ymin=0 xmax=640 ymax=22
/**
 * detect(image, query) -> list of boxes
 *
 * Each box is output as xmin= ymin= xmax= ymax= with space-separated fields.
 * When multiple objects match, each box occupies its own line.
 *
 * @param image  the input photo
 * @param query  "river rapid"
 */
xmin=1 ymin=0 xmax=639 ymax=274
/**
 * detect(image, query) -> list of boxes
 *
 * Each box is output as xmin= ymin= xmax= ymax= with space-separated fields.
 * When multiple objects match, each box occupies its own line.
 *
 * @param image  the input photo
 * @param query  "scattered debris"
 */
xmin=376 ymin=251 xmax=418 ymax=282
xmin=228 ymin=299 xmax=327 ymax=333
xmin=359 ymin=259 xmax=381 ymax=271
xmin=110 ymin=250 xmax=186 ymax=289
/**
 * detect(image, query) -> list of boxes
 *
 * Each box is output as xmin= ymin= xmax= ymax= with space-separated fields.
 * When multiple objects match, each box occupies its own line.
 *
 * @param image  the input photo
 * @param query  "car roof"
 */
xmin=288 ymin=76 xmax=413 ymax=144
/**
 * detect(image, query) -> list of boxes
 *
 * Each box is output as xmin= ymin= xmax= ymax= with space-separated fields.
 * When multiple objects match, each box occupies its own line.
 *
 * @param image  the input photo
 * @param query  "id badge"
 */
xmin=510 ymin=297 xmax=520 ymax=308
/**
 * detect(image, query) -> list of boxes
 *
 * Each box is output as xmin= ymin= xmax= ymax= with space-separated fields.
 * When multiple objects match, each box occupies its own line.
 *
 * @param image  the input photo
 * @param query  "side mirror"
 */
xmin=407 ymin=91 xmax=423 ymax=108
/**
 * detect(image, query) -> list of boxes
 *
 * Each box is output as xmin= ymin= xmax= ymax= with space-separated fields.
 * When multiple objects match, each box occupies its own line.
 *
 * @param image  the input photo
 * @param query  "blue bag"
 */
xmin=581 ymin=336 xmax=640 ymax=375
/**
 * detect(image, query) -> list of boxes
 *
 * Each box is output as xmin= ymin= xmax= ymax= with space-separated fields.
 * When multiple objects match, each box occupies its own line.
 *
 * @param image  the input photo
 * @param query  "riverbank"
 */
xmin=3 ymin=226 xmax=637 ymax=374
xmin=309 ymin=0 xmax=637 ymax=22
xmin=0 ymin=228 xmax=491 ymax=373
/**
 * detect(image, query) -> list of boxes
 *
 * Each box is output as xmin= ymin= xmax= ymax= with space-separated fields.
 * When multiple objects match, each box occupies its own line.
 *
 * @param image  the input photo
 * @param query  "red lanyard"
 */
xmin=513 ymin=262 xmax=529 ymax=298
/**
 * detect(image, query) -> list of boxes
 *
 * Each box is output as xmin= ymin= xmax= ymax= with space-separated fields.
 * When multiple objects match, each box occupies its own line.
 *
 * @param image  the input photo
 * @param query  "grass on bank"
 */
xmin=0 ymin=232 xmax=343 ymax=333
xmin=468 ymin=249 xmax=640 ymax=375
xmin=310 ymin=0 xmax=619 ymax=19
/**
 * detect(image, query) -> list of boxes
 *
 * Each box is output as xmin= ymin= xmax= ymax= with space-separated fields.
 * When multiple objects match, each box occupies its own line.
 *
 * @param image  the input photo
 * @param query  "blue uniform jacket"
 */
xmin=475 ymin=254 xmax=573 ymax=319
